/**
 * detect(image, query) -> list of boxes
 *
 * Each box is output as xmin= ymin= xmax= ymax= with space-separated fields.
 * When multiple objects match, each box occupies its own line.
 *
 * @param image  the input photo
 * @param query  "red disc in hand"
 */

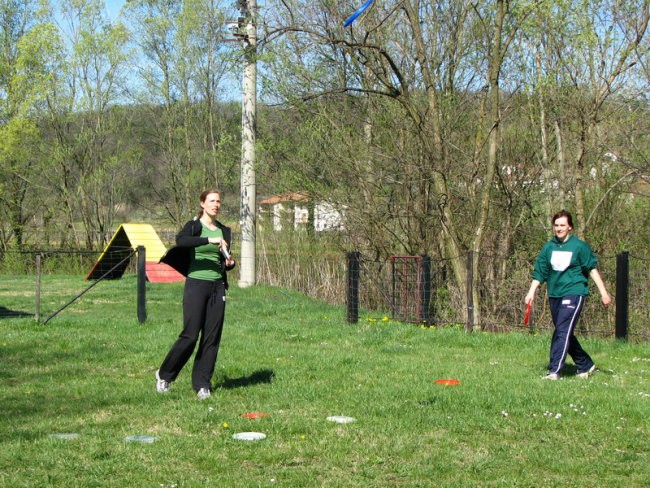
xmin=524 ymin=303 xmax=532 ymax=326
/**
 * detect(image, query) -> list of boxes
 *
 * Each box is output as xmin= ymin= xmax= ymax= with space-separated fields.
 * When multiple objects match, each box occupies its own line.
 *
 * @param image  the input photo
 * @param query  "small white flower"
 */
xmin=555 ymin=413 xmax=562 ymax=419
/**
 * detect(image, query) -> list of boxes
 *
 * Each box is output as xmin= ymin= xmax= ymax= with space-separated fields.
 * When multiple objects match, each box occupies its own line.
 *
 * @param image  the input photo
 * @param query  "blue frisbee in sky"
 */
xmin=343 ymin=0 xmax=375 ymax=27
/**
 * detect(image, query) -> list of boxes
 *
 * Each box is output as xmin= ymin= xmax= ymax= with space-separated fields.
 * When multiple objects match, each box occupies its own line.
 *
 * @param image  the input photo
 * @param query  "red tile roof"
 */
xmin=259 ymin=192 xmax=309 ymax=205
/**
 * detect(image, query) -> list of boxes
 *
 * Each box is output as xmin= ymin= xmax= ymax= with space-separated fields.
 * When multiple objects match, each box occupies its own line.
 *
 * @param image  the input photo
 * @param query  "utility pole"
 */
xmin=238 ymin=0 xmax=256 ymax=287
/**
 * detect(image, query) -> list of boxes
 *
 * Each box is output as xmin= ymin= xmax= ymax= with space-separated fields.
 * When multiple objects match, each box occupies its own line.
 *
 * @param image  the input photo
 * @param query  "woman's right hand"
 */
xmin=525 ymin=280 xmax=541 ymax=305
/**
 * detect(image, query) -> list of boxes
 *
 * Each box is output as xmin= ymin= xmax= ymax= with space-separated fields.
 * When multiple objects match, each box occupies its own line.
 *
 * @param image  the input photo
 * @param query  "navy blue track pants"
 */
xmin=548 ymin=294 xmax=594 ymax=375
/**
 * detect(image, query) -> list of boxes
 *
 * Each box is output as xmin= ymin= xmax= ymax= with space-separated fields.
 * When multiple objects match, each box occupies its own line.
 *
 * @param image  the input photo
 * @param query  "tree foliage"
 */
xmin=0 ymin=0 xmax=648 ymax=327
xmin=258 ymin=0 xmax=649 ymax=325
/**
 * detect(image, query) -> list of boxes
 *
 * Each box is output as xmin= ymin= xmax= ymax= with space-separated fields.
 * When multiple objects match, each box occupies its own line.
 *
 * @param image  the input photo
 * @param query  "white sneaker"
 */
xmin=197 ymin=388 xmax=211 ymax=400
xmin=577 ymin=365 xmax=596 ymax=379
xmin=542 ymin=373 xmax=560 ymax=380
xmin=155 ymin=370 xmax=170 ymax=393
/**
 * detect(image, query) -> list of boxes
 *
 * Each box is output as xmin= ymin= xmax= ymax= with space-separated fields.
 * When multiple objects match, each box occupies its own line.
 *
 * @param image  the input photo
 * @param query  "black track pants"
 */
xmin=159 ymin=278 xmax=226 ymax=390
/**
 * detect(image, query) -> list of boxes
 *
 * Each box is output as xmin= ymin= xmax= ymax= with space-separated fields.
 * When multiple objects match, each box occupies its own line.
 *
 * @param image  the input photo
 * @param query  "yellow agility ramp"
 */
xmin=85 ymin=223 xmax=184 ymax=282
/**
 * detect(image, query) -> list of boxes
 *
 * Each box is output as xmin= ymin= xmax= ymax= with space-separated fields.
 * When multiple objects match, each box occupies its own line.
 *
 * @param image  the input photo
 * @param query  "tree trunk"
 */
xmin=469 ymin=0 xmax=508 ymax=331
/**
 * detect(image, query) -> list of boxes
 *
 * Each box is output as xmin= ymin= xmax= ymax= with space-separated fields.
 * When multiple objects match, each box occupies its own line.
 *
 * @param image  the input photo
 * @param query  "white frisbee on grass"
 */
xmin=326 ymin=416 xmax=356 ymax=424
xmin=123 ymin=435 xmax=156 ymax=443
xmin=232 ymin=432 xmax=266 ymax=441
xmin=49 ymin=433 xmax=80 ymax=440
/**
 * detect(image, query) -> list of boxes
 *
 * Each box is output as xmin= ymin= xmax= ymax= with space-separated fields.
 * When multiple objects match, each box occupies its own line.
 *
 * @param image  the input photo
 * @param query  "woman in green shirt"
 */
xmin=156 ymin=190 xmax=236 ymax=399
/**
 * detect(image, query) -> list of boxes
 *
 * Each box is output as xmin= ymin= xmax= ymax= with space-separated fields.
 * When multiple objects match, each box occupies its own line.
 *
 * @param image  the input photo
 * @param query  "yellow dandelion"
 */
xmin=222 ymin=422 xmax=229 ymax=428
xmin=381 ymin=316 xmax=389 ymax=322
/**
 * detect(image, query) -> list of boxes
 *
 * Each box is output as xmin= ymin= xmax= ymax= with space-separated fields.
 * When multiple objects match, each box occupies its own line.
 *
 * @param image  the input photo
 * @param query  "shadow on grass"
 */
xmin=540 ymin=362 xmax=609 ymax=378
xmin=418 ymin=398 xmax=440 ymax=407
xmin=219 ymin=368 xmax=275 ymax=389
xmin=0 ymin=306 xmax=33 ymax=319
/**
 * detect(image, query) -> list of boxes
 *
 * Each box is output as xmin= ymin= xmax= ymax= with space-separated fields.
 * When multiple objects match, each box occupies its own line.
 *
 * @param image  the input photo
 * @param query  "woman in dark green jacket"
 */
xmin=525 ymin=210 xmax=611 ymax=380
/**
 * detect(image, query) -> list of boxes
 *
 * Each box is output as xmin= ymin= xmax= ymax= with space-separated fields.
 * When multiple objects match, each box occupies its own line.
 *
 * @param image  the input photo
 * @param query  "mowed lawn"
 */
xmin=0 ymin=277 xmax=648 ymax=487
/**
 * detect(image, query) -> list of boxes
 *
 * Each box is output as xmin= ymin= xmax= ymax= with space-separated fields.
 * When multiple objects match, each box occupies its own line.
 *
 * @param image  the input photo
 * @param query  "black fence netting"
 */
xmin=351 ymin=252 xmax=649 ymax=341
xmin=0 ymin=248 xmax=137 ymax=322
xmin=1 ymin=245 xmax=648 ymax=341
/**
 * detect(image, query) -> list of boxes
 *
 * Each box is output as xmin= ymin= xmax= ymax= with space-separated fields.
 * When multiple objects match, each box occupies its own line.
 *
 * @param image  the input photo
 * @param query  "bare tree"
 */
xmin=260 ymin=0 xmax=538 ymax=327
xmin=0 ymin=0 xmax=61 ymax=249
xmin=40 ymin=0 xmax=132 ymax=248
xmin=257 ymin=0 xmax=649 ymax=327
xmin=124 ymin=0 xmax=239 ymax=226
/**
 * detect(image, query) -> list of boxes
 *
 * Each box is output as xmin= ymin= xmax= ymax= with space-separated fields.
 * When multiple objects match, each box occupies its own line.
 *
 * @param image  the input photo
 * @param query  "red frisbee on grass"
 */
xmin=523 ymin=302 xmax=532 ymax=326
xmin=435 ymin=379 xmax=460 ymax=386
xmin=242 ymin=412 xmax=269 ymax=419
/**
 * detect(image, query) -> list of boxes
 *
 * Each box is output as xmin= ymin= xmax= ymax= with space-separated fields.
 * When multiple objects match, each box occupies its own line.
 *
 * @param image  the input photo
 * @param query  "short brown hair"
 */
xmin=552 ymin=209 xmax=573 ymax=227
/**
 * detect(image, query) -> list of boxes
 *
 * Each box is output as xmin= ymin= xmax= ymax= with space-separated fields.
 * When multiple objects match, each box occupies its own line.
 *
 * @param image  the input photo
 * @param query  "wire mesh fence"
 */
xmin=626 ymin=254 xmax=650 ymax=339
xmin=1 ymin=242 xmax=648 ymax=341
xmin=350 ymin=251 xmax=649 ymax=341
xmin=0 ymin=248 xmax=139 ymax=322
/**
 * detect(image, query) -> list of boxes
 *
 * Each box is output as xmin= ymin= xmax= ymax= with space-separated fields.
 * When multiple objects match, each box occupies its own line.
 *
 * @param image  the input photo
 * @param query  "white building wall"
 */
xmin=272 ymin=203 xmax=284 ymax=231
xmin=294 ymin=205 xmax=309 ymax=228
xmin=314 ymin=202 xmax=344 ymax=231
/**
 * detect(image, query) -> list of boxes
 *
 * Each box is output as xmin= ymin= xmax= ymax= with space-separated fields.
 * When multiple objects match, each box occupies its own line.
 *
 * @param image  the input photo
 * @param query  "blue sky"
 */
xmin=51 ymin=0 xmax=125 ymax=21
xmin=104 ymin=0 xmax=125 ymax=20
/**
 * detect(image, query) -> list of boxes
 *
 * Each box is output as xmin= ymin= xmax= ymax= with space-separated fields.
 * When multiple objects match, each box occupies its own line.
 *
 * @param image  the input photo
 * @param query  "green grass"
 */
xmin=1 ymin=277 xmax=648 ymax=487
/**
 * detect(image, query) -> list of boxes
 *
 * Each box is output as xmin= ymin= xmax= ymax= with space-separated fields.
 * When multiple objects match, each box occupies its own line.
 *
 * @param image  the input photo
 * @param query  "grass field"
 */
xmin=1 ymin=277 xmax=648 ymax=487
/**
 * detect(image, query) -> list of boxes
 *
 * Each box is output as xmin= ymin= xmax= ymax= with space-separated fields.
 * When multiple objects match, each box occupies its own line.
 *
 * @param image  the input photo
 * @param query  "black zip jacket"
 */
xmin=160 ymin=219 xmax=236 ymax=289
